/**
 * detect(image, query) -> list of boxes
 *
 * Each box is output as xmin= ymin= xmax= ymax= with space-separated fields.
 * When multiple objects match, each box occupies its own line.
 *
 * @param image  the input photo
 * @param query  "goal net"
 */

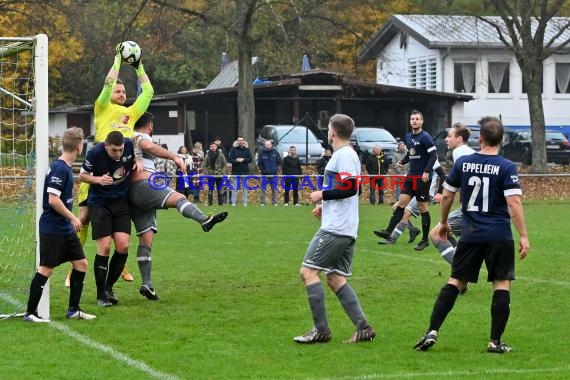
xmin=0 ymin=35 xmax=49 ymax=319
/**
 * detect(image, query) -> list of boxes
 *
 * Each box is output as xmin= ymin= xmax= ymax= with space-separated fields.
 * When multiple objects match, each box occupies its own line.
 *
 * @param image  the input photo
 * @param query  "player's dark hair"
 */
xmin=329 ymin=113 xmax=355 ymax=139
xmin=452 ymin=122 xmax=471 ymax=143
xmin=105 ymin=130 xmax=125 ymax=146
xmin=134 ymin=111 xmax=153 ymax=130
xmin=116 ymin=78 xmax=124 ymax=85
xmin=62 ymin=127 xmax=84 ymax=152
xmin=477 ymin=116 xmax=504 ymax=147
xmin=411 ymin=109 xmax=423 ymax=119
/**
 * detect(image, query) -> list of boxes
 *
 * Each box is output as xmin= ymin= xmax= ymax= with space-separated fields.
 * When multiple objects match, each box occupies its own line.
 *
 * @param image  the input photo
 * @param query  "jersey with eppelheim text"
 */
xmin=81 ymin=139 xmax=135 ymax=206
xmin=321 ymin=145 xmax=361 ymax=239
xmin=443 ymin=153 xmax=521 ymax=242
xmin=39 ymin=159 xmax=75 ymax=235
xmin=405 ymin=130 xmax=436 ymax=175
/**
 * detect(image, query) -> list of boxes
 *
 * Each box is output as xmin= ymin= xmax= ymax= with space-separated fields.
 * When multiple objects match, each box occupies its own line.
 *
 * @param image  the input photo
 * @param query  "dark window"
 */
xmin=454 ymin=63 xmax=475 ymax=93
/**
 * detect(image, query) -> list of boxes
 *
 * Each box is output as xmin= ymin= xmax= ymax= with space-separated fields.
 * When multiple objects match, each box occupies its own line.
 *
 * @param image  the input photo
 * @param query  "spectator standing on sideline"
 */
xmin=190 ymin=142 xmax=205 ymax=203
xmin=414 ymin=116 xmax=529 ymax=353
xmin=374 ymin=110 xmax=437 ymax=251
xmin=257 ymin=140 xmax=281 ymax=206
xmin=203 ymin=141 xmax=227 ymax=206
xmin=282 ymin=146 xmax=303 ymax=206
xmin=24 ymin=127 xmax=96 ymax=322
xmin=365 ymin=145 xmax=389 ymax=205
xmin=228 ymin=136 xmax=252 ymax=206
xmin=79 ymin=131 xmax=136 ymax=307
xmin=317 ymin=148 xmax=332 ymax=175
xmin=392 ymin=141 xmax=408 ymax=201
xmin=213 ymin=136 xmax=230 ymax=203
xmin=213 ymin=136 xmax=228 ymax=158
xmin=316 ymin=148 xmax=332 ymax=189
xmin=294 ymin=114 xmax=375 ymax=344
xmin=176 ymin=146 xmax=193 ymax=199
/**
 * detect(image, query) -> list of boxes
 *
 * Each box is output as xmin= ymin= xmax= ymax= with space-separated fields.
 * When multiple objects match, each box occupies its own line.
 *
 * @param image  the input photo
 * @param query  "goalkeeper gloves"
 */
xmin=135 ymin=61 xmax=145 ymax=74
xmin=130 ymin=58 xmax=141 ymax=70
xmin=112 ymin=43 xmax=123 ymax=70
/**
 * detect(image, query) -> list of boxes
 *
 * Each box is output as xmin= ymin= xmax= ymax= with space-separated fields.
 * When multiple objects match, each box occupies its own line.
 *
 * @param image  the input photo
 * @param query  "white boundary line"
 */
xmin=313 ymin=366 xmax=570 ymax=380
xmin=0 ymin=294 xmax=179 ymax=379
xmin=50 ymin=322 xmax=180 ymax=379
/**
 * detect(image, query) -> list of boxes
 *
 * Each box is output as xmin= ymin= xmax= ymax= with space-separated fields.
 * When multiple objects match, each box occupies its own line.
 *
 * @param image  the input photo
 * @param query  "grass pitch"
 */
xmin=1 ymin=201 xmax=569 ymax=379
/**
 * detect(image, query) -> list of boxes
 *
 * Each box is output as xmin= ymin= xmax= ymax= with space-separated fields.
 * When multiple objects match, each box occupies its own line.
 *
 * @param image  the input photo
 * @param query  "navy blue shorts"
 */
xmin=90 ymin=197 xmax=131 ymax=240
xmin=401 ymin=176 xmax=431 ymax=203
xmin=451 ymin=240 xmax=515 ymax=283
xmin=39 ymin=233 xmax=85 ymax=268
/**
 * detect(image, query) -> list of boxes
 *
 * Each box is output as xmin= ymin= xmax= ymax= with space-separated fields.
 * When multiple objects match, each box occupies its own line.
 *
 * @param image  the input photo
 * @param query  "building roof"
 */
xmin=50 ymin=69 xmax=472 ymax=113
xmin=359 ymin=14 xmax=570 ymax=62
xmin=151 ymin=69 xmax=472 ymax=102
xmin=206 ymin=60 xmax=239 ymax=89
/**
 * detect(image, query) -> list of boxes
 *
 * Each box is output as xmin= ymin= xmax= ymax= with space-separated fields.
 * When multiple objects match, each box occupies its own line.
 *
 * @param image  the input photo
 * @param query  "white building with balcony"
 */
xmin=358 ymin=14 xmax=570 ymax=133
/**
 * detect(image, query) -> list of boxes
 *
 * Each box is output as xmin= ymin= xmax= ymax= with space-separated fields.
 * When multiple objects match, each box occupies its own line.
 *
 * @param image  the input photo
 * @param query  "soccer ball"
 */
xmin=119 ymin=41 xmax=142 ymax=64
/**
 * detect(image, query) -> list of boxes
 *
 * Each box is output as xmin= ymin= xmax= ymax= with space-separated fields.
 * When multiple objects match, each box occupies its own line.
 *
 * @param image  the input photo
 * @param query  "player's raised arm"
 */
xmin=130 ymin=56 xmax=154 ymax=119
xmin=139 ymin=139 xmax=185 ymax=173
xmin=96 ymin=45 xmax=122 ymax=107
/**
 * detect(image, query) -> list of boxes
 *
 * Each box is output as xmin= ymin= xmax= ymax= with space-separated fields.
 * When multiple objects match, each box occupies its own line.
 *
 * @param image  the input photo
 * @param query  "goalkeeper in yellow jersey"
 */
xmin=66 ymin=42 xmax=154 ymax=287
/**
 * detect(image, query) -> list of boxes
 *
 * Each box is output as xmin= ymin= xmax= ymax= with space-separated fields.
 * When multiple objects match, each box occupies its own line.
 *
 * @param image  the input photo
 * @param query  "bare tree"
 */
xmin=148 ymin=0 xmax=326 ymax=155
xmin=481 ymin=0 xmax=570 ymax=172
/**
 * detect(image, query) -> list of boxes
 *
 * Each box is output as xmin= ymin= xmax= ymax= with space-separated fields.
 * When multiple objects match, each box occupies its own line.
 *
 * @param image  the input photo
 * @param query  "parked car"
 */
xmin=256 ymin=125 xmax=324 ymax=164
xmin=501 ymin=129 xmax=570 ymax=165
xmin=433 ymin=127 xmax=480 ymax=163
xmin=349 ymin=127 xmax=398 ymax=163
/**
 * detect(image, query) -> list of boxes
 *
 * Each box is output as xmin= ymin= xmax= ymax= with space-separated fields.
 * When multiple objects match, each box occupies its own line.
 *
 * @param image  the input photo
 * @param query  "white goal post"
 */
xmin=0 ymin=34 xmax=49 ymax=319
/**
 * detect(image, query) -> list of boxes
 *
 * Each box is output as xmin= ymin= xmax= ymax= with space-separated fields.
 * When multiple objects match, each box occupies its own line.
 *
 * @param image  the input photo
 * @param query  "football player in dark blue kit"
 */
xmin=80 ymin=131 xmax=136 ymax=307
xmin=374 ymin=110 xmax=437 ymax=250
xmin=414 ymin=116 xmax=530 ymax=354
xmin=23 ymin=127 xmax=96 ymax=322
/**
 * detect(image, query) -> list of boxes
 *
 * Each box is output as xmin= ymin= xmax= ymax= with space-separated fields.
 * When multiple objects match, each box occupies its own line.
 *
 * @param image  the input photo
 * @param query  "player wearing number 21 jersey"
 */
xmin=445 ymin=154 xmax=521 ymax=242
xmin=413 ymin=116 xmax=529 ymax=354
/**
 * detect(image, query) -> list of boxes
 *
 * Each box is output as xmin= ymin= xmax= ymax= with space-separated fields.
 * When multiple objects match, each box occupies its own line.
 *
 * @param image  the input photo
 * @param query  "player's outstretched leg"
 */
xmin=167 ymin=193 xmax=228 ymax=232
xmin=201 ymin=211 xmax=228 ymax=232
